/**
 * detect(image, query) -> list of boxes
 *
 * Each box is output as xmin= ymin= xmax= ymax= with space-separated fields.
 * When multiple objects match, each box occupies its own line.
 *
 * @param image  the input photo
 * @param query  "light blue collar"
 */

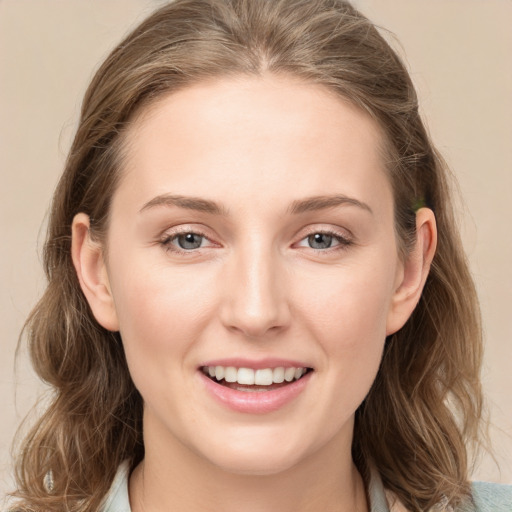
xmin=100 ymin=461 xmax=392 ymax=512
xmin=101 ymin=461 xmax=512 ymax=512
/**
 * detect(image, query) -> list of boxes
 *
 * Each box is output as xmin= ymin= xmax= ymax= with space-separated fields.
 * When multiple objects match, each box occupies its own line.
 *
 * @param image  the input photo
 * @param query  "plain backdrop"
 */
xmin=1 ymin=0 xmax=511 ymax=500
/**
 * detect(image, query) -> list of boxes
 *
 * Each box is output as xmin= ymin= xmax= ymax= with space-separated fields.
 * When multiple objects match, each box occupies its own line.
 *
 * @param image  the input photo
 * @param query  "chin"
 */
xmin=198 ymin=435 xmax=308 ymax=476
xmin=211 ymin=453 xmax=302 ymax=477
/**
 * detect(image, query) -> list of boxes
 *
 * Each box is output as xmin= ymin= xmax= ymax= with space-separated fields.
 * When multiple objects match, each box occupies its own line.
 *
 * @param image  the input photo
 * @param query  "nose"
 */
xmin=219 ymin=244 xmax=291 ymax=339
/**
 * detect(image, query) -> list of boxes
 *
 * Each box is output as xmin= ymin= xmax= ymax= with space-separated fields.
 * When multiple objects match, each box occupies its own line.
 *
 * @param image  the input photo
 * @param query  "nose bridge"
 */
xmin=221 ymin=237 xmax=289 ymax=338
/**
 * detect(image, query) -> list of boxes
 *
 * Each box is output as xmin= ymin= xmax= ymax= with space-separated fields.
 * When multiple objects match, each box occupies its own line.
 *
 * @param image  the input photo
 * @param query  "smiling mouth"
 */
xmin=200 ymin=366 xmax=313 ymax=392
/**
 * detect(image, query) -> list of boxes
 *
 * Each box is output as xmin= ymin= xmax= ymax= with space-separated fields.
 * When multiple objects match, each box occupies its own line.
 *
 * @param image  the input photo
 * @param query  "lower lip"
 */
xmin=199 ymin=371 xmax=313 ymax=414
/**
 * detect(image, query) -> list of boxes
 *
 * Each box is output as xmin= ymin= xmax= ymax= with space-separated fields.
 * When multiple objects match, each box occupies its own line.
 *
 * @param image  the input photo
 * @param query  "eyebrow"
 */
xmin=139 ymin=193 xmax=372 ymax=216
xmin=139 ymin=194 xmax=229 ymax=216
xmin=288 ymin=195 xmax=373 ymax=215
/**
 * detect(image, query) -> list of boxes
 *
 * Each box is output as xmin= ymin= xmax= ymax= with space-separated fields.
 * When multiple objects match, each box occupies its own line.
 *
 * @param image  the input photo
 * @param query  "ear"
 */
xmin=71 ymin=213 xmax=119 ymax=331
xmin=386 ymin=208 xmax=437 ymax=335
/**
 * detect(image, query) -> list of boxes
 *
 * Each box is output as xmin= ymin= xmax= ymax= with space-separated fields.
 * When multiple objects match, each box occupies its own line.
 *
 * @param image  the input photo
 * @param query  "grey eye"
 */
xmin=307 ymin=233 xmax=334 ymax=249
xmin=176 ymin=233 xmax=204 ymax=250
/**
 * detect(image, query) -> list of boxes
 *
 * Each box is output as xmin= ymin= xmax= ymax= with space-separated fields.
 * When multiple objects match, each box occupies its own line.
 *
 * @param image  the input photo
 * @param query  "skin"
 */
xmin=72 ymin=75 xmax=436 ymax=512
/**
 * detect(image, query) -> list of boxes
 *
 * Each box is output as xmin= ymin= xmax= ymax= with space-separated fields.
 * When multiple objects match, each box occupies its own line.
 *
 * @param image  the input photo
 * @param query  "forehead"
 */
xmin=114 ymin=74 xmax=391 ymax=218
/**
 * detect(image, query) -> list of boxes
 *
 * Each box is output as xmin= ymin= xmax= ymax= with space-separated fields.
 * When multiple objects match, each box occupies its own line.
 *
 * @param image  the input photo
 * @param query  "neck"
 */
xmin=129 ymin=416 xmax=368 ymax=512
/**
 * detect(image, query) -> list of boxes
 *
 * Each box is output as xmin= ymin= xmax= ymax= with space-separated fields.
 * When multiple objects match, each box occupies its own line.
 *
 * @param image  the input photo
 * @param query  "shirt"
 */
xmin=100 ymin=461 xmax=512 ymax=512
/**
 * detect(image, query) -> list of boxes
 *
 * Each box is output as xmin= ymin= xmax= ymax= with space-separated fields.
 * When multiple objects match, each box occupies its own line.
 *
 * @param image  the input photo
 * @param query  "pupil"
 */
xmin=309 ymin=233 xmax=332 ymax=249
xmin=178 ymin=233 xmax=202 ymax=249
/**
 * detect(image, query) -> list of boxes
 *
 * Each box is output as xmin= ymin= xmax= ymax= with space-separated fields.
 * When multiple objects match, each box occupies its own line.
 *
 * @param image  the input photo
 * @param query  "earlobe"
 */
xmin=386 ymin=208 xmax=437 ymax=335
xmin=71 ymin=213 xmax=119 ymax=331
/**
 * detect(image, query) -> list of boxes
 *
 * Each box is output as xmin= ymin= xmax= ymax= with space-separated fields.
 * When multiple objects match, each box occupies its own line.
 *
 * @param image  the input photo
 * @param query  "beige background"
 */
xmin=1 ymin=0 xmax=511 ymax=500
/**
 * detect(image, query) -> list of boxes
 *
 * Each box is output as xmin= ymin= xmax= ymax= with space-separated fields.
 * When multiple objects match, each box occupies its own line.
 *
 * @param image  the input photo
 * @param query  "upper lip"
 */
xmin=198 ymin=358 xmax=314 ymax=370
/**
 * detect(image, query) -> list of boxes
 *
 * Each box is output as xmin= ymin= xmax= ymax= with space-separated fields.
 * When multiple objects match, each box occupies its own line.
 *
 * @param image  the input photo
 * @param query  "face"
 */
xmin=83 ymin=75 xmax=414 ymax=475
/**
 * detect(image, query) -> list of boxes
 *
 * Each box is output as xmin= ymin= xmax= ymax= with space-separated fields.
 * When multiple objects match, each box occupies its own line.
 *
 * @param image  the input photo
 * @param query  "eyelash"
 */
xmin=296 ymin=229 xmax=353 ymax=253
xmin=159 ymin=227 xmax=353 ymax=255
xmin=159 ymin=227 xmax=213 ymax=255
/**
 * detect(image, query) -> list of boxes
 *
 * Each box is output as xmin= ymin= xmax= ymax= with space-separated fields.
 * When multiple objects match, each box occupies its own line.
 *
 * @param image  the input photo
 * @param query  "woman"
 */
xmin=9 ymin=0 xmax=512 ymax=511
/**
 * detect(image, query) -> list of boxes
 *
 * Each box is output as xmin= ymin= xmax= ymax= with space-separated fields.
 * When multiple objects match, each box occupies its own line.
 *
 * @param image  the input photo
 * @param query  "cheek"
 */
xmin=293 ymin=254 xmax=397 ymax=398
xmin=108 ymin=257 xmax=219 ymax=361
xmin=108 ymin=260 xmax=221 ymax=420
xmin=299 ymin=261 xmax=396 ymax=347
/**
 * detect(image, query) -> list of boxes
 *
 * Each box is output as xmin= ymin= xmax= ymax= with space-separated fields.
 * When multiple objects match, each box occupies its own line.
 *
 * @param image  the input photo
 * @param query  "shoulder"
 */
xmin=470 ymin=481 xmax=512 ymax=512
xmin=383 ymin=481 xmax=512 ymax=512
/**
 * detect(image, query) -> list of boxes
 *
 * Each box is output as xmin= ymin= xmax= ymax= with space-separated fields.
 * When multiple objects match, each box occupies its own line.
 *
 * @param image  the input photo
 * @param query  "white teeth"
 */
xmin=284 ymin=367 xmax=296 ymax=382
xmin=237 ymin=367 xmax=255 ymax=385
xmin=204 ymin=365 xmax=309 ymax=386
xmin=273 ymin=367 xmax=285 ymax=383
xmin=254 ymin=368 xmax=273 ymax=385
xmin=224 ymin=366 xmax=237 ymax=383
xmin=215 ymin=366 xmax=225 ymax=380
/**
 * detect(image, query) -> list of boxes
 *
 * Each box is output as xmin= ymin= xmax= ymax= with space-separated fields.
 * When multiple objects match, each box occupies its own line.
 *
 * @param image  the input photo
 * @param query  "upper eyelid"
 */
xmin=299 ymin=230 xmax=350 ymax=241
xmin=160 ymin=224 xmax=212 ymax=239
xmin=295 ymin=225 xmax=353 ymax=241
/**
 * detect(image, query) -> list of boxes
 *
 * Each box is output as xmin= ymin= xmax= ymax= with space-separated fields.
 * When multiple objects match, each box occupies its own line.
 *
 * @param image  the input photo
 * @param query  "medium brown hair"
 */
xmin=12 ymin=1 xmax=483 ymax=510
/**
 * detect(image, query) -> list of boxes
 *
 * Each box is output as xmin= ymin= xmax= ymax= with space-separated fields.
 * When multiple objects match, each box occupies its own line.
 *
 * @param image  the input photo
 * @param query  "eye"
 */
xmin=174 ymin=232 xmax=206 ymax=250
xmin=296 ymin=230 xmax=352 ymax=251
xmin=160 ymin=229 xmax=215 ymax=253
xmin=306 ymin=233 xmax=337 ymax=249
